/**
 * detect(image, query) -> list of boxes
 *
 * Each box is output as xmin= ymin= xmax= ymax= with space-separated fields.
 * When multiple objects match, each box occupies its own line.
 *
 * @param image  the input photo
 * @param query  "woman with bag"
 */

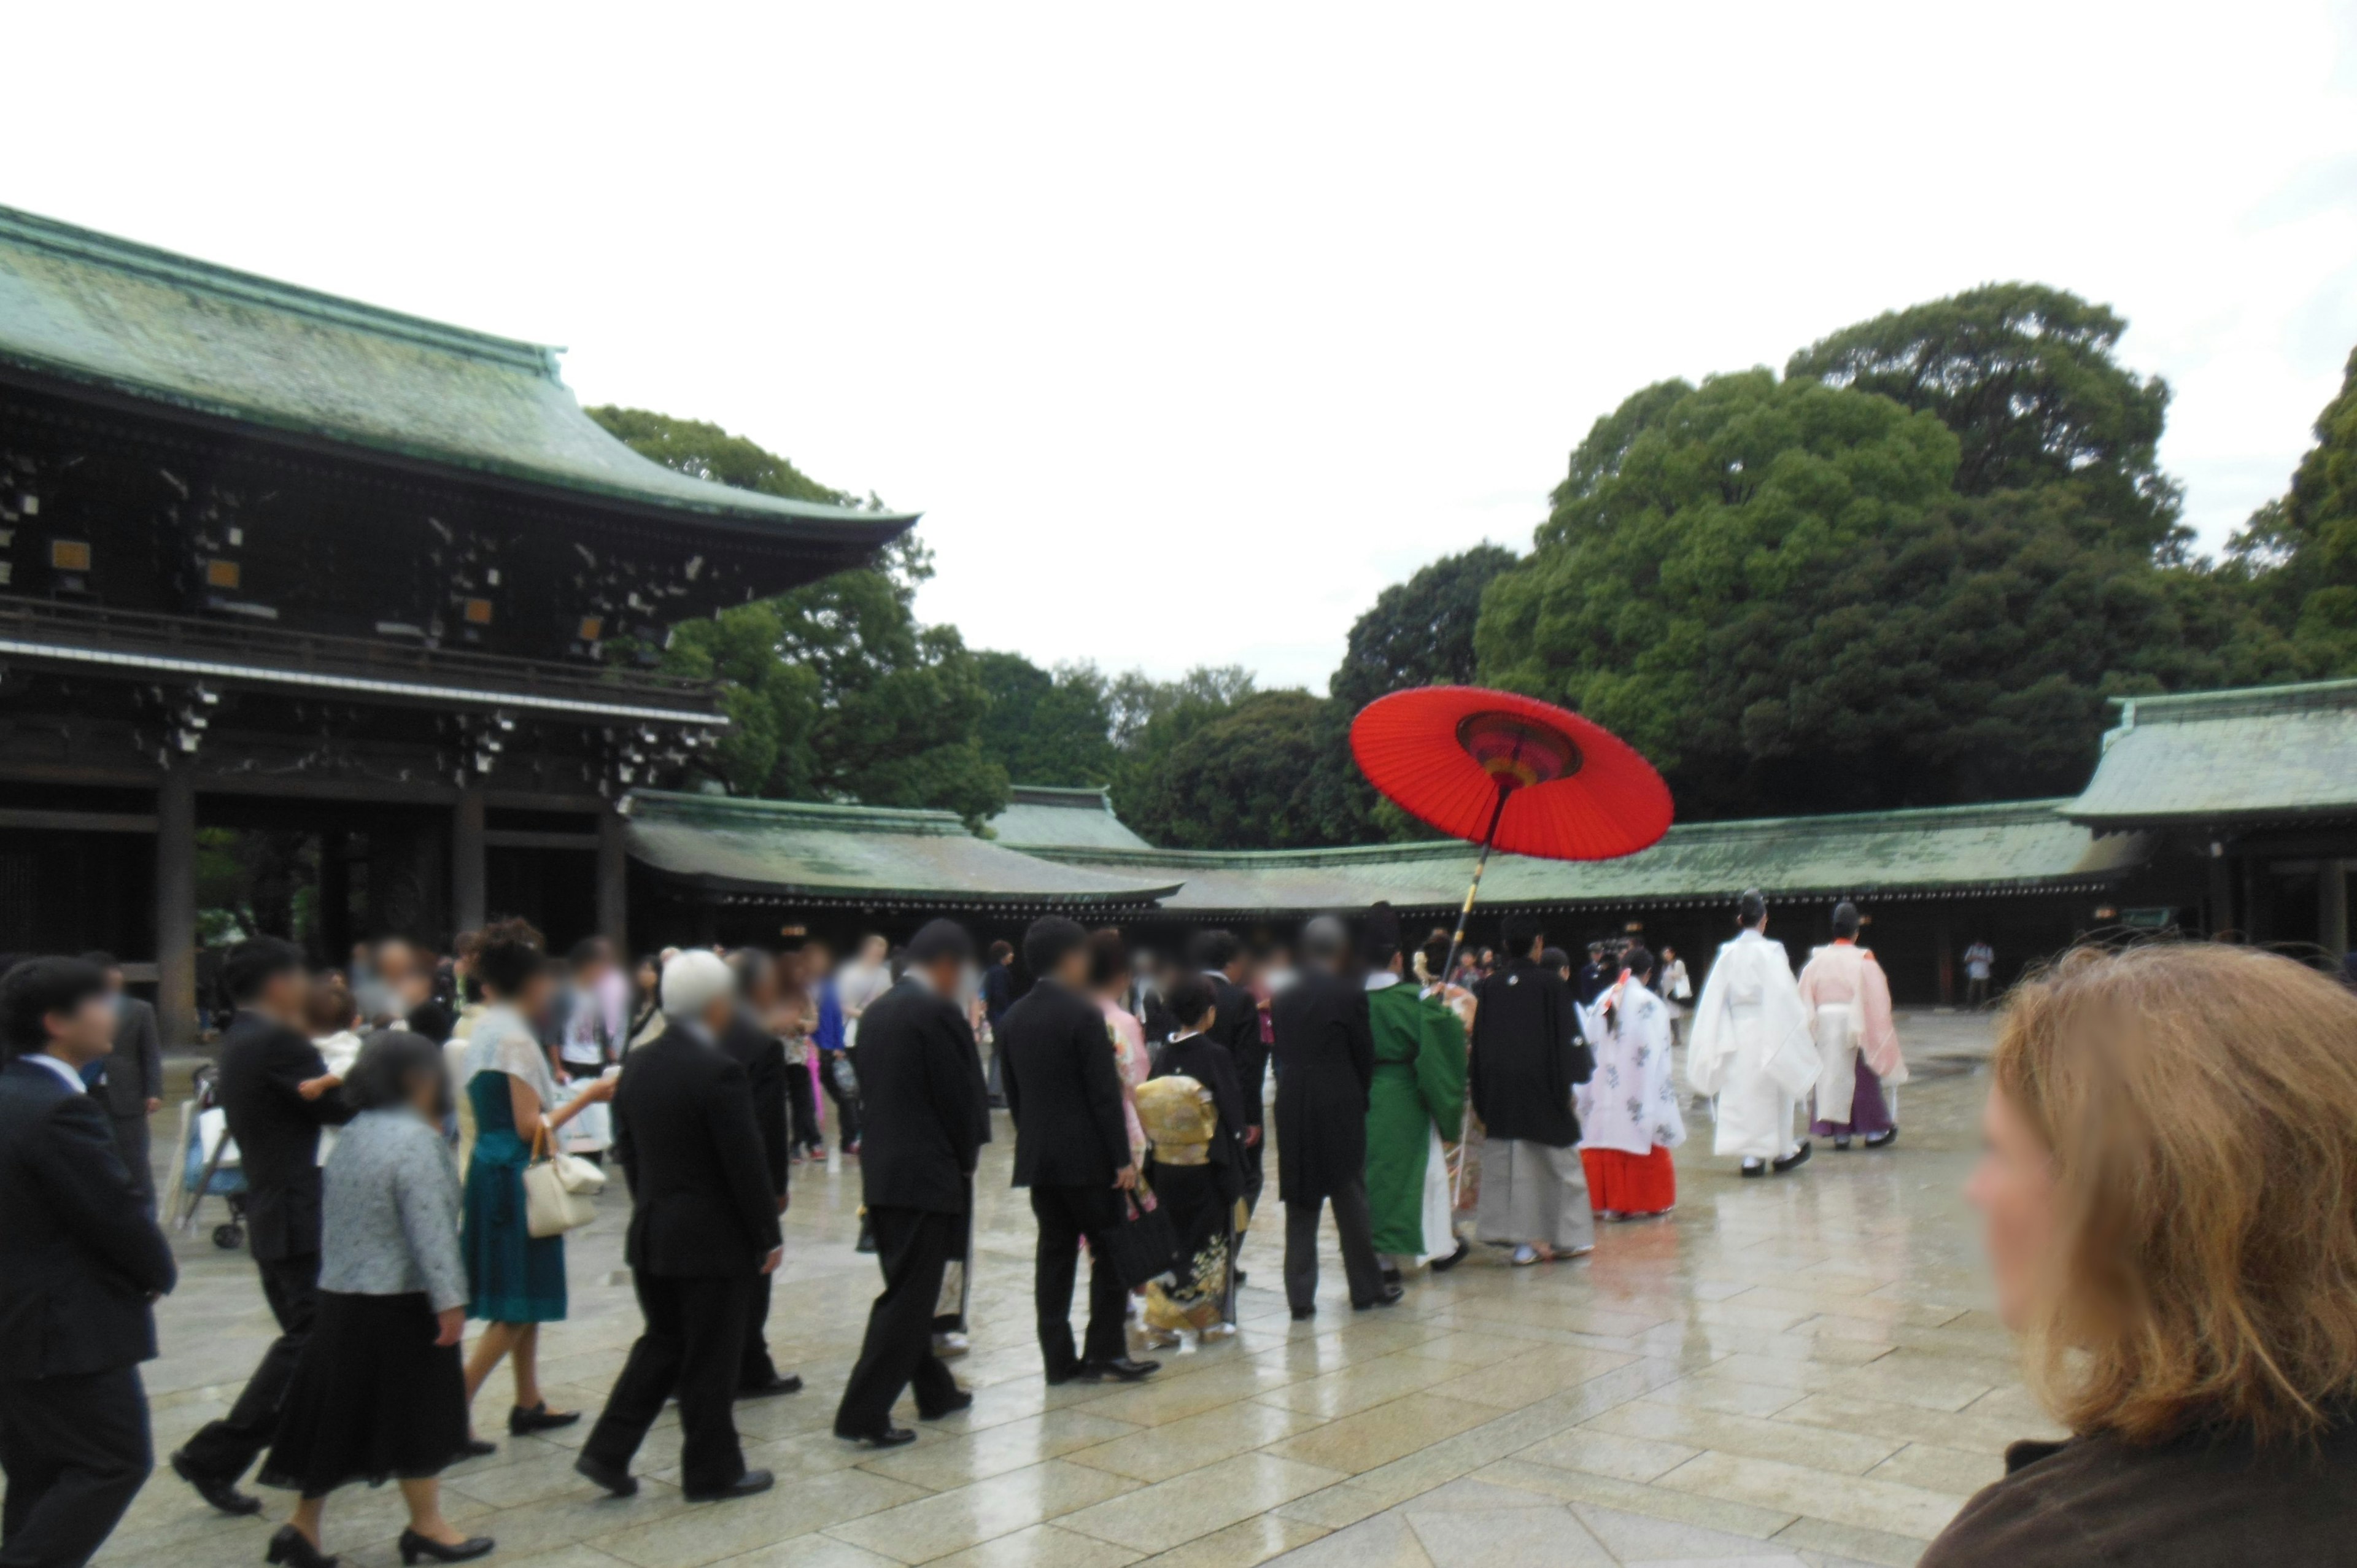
xmin=257 ymin=1031 xmax=494 ymax=1566
xmin=459 ymin=919 xmax=613 ymax=1439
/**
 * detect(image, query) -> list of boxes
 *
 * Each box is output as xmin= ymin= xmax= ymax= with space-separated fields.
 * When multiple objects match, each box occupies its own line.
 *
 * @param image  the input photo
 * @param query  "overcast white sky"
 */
xmin=9 ymin=4 xmax=2356 ymax=690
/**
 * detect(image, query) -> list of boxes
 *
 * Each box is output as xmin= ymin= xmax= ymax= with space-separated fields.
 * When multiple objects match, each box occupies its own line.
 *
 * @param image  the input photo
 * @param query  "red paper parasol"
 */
xmin=1350 ymin=686 xmax=1671 ymax=861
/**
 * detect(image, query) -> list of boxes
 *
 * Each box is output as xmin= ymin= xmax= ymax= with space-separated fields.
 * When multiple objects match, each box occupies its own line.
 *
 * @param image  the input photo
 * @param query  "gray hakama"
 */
xmin=1474 ymin=1138 xmax=1595 ymax=1254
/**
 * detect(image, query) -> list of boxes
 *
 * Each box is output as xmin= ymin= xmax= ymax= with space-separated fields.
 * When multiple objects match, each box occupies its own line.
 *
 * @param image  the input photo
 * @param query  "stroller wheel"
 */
xmin=213 ymin=1222 xmax=246 ymax=1250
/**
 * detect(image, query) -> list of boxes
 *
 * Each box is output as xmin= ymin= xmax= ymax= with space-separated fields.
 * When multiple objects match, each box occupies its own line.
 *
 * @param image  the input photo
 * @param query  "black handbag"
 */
xmin=1104 ymin=1187 xmax=1179 ymax=1289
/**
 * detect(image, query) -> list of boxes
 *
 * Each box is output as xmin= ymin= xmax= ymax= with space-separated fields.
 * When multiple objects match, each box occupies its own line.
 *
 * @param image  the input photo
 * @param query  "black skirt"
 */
xmin=258 ymin=1290 xmax=470 ymax=1498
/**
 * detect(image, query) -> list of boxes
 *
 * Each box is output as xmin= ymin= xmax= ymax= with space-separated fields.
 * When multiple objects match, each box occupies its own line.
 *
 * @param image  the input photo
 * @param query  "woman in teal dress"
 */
xmin=459 ymin=920 xmax=613 ymax=1437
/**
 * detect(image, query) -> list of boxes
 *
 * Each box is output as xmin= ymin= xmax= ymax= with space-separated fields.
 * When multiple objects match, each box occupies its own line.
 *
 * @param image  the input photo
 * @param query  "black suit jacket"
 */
xmin=95 ymin=996 xmax=164 ymax=1118
xmin=611 ymin=1028 xmax=784 ymax=1277
xmin=1000 ymin=979 xmax=1130 ymax=1189
xmin=0 ymin=1058 xmax=176 ymax=1379
xmin=1269 ymin=969 xmax=1376 ymax=1202
xmin=856 ymin=978 xmax=988 ymax=1215
xmin=1205 ymin=971 xmax=1266 ymax=1128
xmin=214 ymin=1009 xmax=355 ymax=1262
xmin=1469 ymin=957 xmax=1593 ymax=1147
xmin=718 ymin=1008 xmax=789 ymax=1204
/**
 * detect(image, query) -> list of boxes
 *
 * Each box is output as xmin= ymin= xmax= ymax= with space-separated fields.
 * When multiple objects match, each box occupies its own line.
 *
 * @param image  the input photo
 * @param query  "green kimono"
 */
xmin=1363 ymin=979 xmax=1468 ymax=1257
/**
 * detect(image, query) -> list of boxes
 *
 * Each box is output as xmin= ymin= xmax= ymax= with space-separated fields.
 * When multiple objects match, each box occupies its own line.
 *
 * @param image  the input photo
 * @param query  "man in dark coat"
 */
xmin=719 ymin=951 xmax=800 ymax=1399
xmin=170 ymin=938 xmax=351 ymax=1516
xmin=1000 ymin=916 xmax=1158 ymax=1386
xmin=82 ymin=952 xmax=163 ymax=1213
xmin=577 ymin=951 xmax=785 ymax=1503
xmin=1469 ymin=914 xmax=1597 ymax=1264
xmin=834 ymin=920 xmax=988 ymax=1445
xmin=0 ymin=956 xmax=178 ymax=1567
xmin=1270 ymin=916 xmax=1395 ymax=1319
xmin=1190 ymin=929 xmax=1266 ymax=1220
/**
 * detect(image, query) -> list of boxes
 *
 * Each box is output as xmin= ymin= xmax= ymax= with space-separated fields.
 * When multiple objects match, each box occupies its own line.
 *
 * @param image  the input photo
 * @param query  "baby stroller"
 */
xmin=169 ymin=1061 xmax=249 ymax=1250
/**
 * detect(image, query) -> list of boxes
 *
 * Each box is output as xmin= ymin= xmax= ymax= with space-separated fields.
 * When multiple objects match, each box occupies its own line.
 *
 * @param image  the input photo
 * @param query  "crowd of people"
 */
xmin=7 ymin=896 xmax=2357 ymax=1564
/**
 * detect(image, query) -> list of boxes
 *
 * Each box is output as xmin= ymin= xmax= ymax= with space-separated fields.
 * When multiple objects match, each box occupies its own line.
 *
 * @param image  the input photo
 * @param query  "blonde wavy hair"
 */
xmin=1995 ymin=942 xmax=2357 ymax=1445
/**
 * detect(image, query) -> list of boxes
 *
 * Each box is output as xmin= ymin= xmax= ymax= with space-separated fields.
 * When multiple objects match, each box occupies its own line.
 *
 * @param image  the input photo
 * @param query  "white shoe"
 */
xmin=1199 ymin=1321 xmax=1237 ymax=1340
xmin=932 ymin=1333 xmax=968 ymax=1359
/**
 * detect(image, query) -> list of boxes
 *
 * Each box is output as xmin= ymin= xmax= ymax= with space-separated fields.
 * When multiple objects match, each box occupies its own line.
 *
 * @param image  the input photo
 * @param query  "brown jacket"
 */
xmin=1922 ymin=1421 xmax=2357 ymax=1566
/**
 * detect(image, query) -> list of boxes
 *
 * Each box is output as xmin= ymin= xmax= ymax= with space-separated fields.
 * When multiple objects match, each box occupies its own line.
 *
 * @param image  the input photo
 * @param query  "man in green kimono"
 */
xmin=1360 ymin=905 xmax=1469 ymax=1278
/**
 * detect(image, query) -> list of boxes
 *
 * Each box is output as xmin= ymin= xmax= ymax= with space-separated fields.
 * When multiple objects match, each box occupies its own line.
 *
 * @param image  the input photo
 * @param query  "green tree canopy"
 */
xmin=2232 ymin=345 xmax=2357 ymax=673
xmin=1117 ymin=689 xmax=1334 ymax=849
xmin=975 ymin=652 xmax=1120 ymax=787
xmin=591 ymin=408 xmax=1007 ymax=825
xmin=1477 ymin=369 xmax=2293 ymax=817
xmin=1785 ymin=283 xmax=2183 ymax=553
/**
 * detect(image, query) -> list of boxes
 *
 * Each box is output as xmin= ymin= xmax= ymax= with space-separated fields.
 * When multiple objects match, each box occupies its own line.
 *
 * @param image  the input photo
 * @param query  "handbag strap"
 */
xmin=530 ymin=1120 xmax=551 ymax=1164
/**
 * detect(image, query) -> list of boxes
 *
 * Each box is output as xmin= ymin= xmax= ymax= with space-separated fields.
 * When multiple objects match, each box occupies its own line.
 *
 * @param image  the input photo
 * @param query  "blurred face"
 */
xmin=374 ymin=941 xmax=415 ymax=986
xmin=1965 ymin=1086 xmax=2060 ymax=1331
xmin=635 ymin=959 xmax=659 ymax=991
xmin=804 ymin=944 xmax=833 ymax=979
xmin=259 ymin=965 xmax=312 ymax=1025
xmin=46 ymin=991 xmax=117 ymax=1065
xmin=517 ymin=966 xmax=558 ymax=1024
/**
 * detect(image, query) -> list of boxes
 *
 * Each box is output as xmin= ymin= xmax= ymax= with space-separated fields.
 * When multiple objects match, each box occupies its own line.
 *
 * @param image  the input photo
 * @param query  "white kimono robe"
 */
xmin=1577 ymin=977 xmax=1685 ymax=1157
xmin=1686 ymin=929 xmax=1817 ymax=1161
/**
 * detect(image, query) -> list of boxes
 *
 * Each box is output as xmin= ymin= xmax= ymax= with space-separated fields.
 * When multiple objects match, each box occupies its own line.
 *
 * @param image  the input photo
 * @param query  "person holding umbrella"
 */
xmin=1469 ymin=913 xmax=1596 ymax=1265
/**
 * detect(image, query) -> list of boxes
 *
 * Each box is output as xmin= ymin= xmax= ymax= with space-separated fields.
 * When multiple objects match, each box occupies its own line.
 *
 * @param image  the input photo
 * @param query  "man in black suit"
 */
xmin=0 ymin=956 xmax=178 ymax=1567
xmin=82 ymin=952 xmax=164 ymax=1213
xmin=1000 ymin=917 xmax=1158 ymax=1386
xmin=1271 ymin=917 xmax=1395 ymax=1320
xmin=719 ymin=949 xmax=801 ymax=1399
xmin=1190 ymin=930 xmax=1266 ymax=1221
xmin=577 ymin=950 xmax=785 ymax=1503
xmin=171 ymin=938 xmax=350 ymax=1516
xmin=833 ymin=919 xmax=988 ymax=1445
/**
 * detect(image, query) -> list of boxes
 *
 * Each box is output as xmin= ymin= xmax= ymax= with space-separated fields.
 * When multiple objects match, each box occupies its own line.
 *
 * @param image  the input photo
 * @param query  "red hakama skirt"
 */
xmin=1580 ymin=1146 xmax=1676 ymax=1216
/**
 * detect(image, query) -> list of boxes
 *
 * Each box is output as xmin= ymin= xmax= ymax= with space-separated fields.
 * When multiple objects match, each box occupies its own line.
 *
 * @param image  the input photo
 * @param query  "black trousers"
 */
xmin=582 ymin=1271 xmax=753 ymax=1495
xmin=0 ymin=1364 xmax=151 ymax=1568
xmin=834 ymin=1206 xmax=963 ymax=1437
xmin=1283 ymin=1177 xmax=1387 ymax=1312
xmin=821 ymin=1052 xmax=862 ymax=1149
xmin=786 ymin=1061 xmax=822 ymax=1154
xmin=1029 ymin=1184 xmax=1128 ymax=1375
xmin=174 ymin=1250 xmax=319 ymax=1481
xmin=112 ymin=1113 xmax=155 ymax=1213
xmin=739 ymin=1270 xmax=778 ymax=1388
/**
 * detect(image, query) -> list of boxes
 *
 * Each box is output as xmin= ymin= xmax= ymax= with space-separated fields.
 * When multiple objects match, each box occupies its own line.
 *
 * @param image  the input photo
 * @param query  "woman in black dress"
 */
xmin=1137 ymin=974 xmax=1250 ymax=1345
xmin=258 ymin=1033 xmax=493 ymax=1566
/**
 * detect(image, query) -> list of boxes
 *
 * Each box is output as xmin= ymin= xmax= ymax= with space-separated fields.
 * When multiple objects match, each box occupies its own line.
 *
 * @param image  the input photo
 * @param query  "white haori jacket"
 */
xmin=1577 ymin=976 xmax=1686 ymax=1157
xmin=1686 ymin=929 xmax=1818 ymax=1159
xmin=1796 ymin=940 xmax=1907 ymax=1122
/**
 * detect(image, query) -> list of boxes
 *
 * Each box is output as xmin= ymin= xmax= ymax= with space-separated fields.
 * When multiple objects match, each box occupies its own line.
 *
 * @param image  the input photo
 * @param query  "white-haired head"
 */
xmin=660 ymin=948 xmax=735 ymax=1022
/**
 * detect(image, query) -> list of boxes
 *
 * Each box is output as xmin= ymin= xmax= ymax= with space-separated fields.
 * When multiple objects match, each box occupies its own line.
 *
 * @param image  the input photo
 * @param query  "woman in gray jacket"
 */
xmin=258 ymin=1032 xmax=493 ymax=1566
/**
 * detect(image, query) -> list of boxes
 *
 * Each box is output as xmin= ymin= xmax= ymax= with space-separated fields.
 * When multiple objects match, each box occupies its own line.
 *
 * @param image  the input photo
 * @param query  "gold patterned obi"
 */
xmin=1136 ymin=1075 xmax=1216 ymax=1165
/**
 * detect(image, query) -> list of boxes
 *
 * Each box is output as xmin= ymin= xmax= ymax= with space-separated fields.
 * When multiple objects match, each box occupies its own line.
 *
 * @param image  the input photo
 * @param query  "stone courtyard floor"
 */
xmin=109 ymin=1011 xmax=2044 ymax=1568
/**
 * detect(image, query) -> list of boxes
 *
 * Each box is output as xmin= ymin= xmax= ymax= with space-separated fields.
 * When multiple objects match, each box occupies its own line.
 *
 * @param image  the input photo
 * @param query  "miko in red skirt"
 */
xmin=1574 ymin=948 xmax=1685 ymax=1219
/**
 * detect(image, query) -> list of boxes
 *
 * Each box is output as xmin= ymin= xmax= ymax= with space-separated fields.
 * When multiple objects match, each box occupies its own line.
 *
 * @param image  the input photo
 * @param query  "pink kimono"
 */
xmin=1100 ymin=997 xmax=1149 ymax=1160
xmin=1797 ymin=940 xmax=1906 ymax=1137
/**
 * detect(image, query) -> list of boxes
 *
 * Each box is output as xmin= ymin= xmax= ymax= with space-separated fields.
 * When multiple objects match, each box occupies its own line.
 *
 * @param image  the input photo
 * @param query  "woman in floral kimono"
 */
xmin=1137 ymin=975 xmax=1248 ymax=1346
xmin=1577 ymin=947 xmax=1684 ymax=1218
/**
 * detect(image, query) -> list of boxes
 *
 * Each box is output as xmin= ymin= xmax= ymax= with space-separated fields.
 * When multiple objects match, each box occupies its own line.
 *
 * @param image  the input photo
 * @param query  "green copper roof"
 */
xmin=986 ymin=786 xmax=1155 ymax=852
xmin=0 ymin=206 xmax=913 ymax=543
xmin=1023 ymin=800 xmax=2150 ymax=914
xmin=2066 ymin=678 xmax=2357 ymax=828
xmin=624 ymin=790 xmax=1180 ymax=908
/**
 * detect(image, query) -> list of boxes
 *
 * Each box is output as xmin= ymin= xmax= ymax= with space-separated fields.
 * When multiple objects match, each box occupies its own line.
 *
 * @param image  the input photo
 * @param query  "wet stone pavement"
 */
xmin=110 ymin=1011 xmax=2045 ymax=1568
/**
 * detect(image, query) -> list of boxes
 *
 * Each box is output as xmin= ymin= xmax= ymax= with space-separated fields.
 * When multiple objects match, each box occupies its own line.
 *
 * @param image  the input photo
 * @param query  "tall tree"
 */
xmin=1477 ymin=369 xmax=2292 ymax=817
xmin=1786 ymin=283 xmax=2183 ymax=553
xmin=592 ymin=408 xmax=1007 ymax=825
xmin=2231 ymin=345 xmax=2357 ymax=673
xmin=1117 ymin=690 xmax=1334 ymax=849
xmin=975 ymin=652 xmax=1120 ymax=786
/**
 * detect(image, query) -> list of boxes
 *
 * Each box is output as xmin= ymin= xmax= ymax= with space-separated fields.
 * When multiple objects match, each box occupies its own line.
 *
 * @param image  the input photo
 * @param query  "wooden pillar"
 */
xmin=2321 ymin=860 xmax=2350 ymax=962
xmin=597 ymin=802 xmax=629 ymax=957
xmin=1932 ymin=904 xmax=1955 ymax=1007
xmin=155 ymin=766 xmax=198 ymax=1045
xmin=452 ymin=785 xmax=487 ymax=937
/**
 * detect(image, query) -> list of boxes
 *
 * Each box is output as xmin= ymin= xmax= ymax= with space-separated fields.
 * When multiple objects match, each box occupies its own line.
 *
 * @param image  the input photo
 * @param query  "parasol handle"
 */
xmin=1441 ymin=786 xmax=1508 ymax=1217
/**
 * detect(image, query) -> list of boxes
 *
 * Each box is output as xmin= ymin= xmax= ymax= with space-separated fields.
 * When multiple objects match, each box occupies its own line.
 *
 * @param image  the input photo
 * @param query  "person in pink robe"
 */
xmin=1091 ymin=931 xmax=1150 ymax=1161
xmin=1797 ymin=901 xmax=1906 ymax=1148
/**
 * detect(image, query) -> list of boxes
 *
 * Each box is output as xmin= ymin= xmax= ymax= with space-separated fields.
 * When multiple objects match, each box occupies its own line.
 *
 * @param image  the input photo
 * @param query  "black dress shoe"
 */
xmin=398 ymin=1527 xmax=496 ymax=1564
xmin=456 ymin=1437 xmax=498 ymax=1459
xmin=573 ymin=1453 xmax=638 ymax=1498
xmin=836 ymin=1424 xmax=919 ymax=1448
xmin=1863 ymin=1128 xmax=1898 ymax=1149
xmin=918 ymin=1388 xmax=973 ymax=1419
xmin=1740 ymin=1158 xmax=1767 ymax=1178
xmin=1353 ymin=1285 xmax=1405 ymax=1311
xmin=265 ymin=1525 xmax=338 ymax=1567
xmin=1089 ymin=1356 xmax=1159 ymax=1381
xmin=1428 ymin=1238 xmax=1471 ymax=1273
xmin=1290 ymin=1307 xmax=1315 ymax=1321
xmin=738 ymin=1373 xmax=803 ymax=1399
xmin=1380 ymin=1265 xmax=1402 ymax=1288
xmin=171 ymin=1450 xmax=263 ymax=1516
xmin=510 ymin=1401 xmax=581 ymax=1435
xmin=1771 ymin=1140 xmax=1813 ymax=1174
xmin=686 ymin=1467 xmax=775 ymax=1502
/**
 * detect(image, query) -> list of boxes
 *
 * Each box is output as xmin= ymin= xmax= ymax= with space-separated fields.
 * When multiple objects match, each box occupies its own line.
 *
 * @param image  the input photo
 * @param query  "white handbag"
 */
xmin=523 ymin=1123 xmax=606 ymax=1238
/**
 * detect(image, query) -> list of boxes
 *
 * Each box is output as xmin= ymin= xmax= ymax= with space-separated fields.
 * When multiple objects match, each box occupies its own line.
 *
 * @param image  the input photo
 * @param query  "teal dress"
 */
xmin=461 ymin=1015 xmax=568 ymax=1324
